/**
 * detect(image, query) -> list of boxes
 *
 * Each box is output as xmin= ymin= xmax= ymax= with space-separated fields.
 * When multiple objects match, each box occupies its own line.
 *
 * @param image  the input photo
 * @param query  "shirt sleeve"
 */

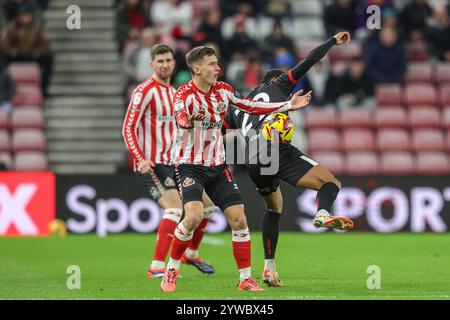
xmin=277 ymin=37 xmax=337 ymax=91
xmin=173 ymin=89 xmax=193 ymax=129
xmin=122 ymin=87 xmax=149 ymax=165
xmin=224 ymin=83 xmax=291 ymax=115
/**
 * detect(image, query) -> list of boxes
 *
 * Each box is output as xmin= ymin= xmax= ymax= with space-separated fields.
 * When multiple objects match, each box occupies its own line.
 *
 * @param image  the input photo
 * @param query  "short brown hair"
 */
xmin=151 ymin=44 xmax=174 ymax=60
xmin=185 ymin=46 xmax=217 ymax=74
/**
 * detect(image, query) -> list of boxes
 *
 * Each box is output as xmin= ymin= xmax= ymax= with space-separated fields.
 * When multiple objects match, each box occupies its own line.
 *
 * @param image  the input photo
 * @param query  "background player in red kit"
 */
xmin=122 ymin=44 xmax=215 ymax=278
xmin=160 ymin=46 xmax=313 ymax=292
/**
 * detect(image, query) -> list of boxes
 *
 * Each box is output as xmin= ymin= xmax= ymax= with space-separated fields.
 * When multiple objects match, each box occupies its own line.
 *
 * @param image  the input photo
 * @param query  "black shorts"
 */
xmin=247 ymin=145 xmax=318 ymax=196
xmin=176 ymin=164 xmax=243 ymax=212
xmin=137 ymin=164 xmax=178 ymax=201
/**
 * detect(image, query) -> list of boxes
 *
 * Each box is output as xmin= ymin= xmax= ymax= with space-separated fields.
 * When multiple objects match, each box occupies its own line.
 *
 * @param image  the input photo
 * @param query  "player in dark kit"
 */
xmin=222 ymin=32 xmax=355 ymax=287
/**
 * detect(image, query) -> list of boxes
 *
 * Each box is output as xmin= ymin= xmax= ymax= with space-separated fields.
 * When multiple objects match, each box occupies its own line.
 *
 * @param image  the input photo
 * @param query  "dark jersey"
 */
xmin=223 ymin=37 xmax=338 ymax=164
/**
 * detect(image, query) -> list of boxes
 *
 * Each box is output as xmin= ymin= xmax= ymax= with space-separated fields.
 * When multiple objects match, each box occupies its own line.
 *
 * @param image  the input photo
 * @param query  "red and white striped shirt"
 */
xmin=173 ymin=80 xmax=292 ymax=166
xmin=122 ymin=76 xmax=176 ymax=170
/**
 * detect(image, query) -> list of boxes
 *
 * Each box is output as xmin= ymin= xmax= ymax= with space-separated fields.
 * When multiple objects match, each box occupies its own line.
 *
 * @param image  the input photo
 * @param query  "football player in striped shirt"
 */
xmin=160 ymin=46 xmax=313 ymax=292
xmin=222 ymin=32 xmax=355 ymax=287
xmin=122 ymin=44 xmax=214 ymax=279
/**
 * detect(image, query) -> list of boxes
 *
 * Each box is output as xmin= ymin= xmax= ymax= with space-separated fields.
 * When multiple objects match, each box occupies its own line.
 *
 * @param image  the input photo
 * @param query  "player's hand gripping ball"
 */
xmin=261 ymin=113 xmax=295 ymax=144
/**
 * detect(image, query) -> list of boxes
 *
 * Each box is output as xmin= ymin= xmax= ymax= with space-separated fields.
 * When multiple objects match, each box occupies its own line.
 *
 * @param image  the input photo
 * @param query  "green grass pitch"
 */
xmin=1 ymin=232 xmax=449 ymax=300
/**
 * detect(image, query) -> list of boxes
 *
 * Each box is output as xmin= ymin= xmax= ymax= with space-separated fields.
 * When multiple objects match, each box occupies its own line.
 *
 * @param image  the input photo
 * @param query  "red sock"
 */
xmin=153 ymin=218 xmax=178 ymax=262
xmin=170 ymin=224 xmax=193 ymax=261
xmin=232 ymin=228 xmax=251 ymax=269
xmin=188 ymin=218 xmax=208 ymax=251
xmin=232 ymin=241 xmax=251 ymax=269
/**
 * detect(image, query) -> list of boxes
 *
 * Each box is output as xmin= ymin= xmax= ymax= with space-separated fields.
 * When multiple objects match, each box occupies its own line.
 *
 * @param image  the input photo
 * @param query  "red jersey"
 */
xmin=122 ymin=76 xmax=176 ymax=170
xmin=172 ymin=80 xmax=292 ymax=166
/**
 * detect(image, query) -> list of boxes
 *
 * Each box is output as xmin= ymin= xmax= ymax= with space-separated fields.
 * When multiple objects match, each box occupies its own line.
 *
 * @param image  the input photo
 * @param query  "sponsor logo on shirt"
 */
xmin=200 ymin=120 xmax=223 ymax=128
xmin=133 ymin=92 xmax=143 ymax=105
xmin=158 ymin=115 xmax=175 ymax=122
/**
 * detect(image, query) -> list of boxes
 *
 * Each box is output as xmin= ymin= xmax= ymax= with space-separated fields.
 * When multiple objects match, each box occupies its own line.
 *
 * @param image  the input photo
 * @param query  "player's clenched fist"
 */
xmin=334 ymin=31 xmax=351 ymax=45
xmin=138 ymin=159 xmax=155 ymax=174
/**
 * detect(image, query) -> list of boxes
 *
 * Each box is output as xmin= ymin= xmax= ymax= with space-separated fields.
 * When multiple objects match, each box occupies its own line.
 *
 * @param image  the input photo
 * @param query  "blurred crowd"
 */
xmin=0 ymin=0 xmax=51 ymax=110
xmin=118 ymin=0 xmax=450 ymax=110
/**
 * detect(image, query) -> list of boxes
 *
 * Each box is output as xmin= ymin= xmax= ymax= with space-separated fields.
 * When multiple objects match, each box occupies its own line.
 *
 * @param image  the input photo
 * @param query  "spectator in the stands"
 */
xmin=334 ymin=56 xmax=375 ymax=110
xmin=232 ymin=55 xmax=262 ymax=95
xmin=0 ymin=61 xmax=15 ymax=113
xmin=1 ymin=4 xmax=52 ymax=96
xmin=123 ymin=27 xmax=158 ymax=87
xmin=324 ymin=0 xmax=358 ymax=36
xmin=116 ymin=0 xmax=151 ymax=50
xmin=364 ymin=26 xmax=406 ymax=84
xmin=261 ymin=21 xmax=294 ymax=60
xmin=264 ymin=0 xmax=290 ymax=20
xmin=2 ymin=0 xmax=46 ymax=21
xmin=425 ymin=6 xmax=450 ymax=61
xmin=226 ymin=14 xmax=258 ymax=57
xmin=398 ymin=0 xmax=433 ymax=40
xmin=303 ymin=60 xmax=336 ymax=107
xmin=221 ymin=0 xmax=256 ymax=19
xmin=150 ymin=0 xmax=193 ymax=38
xmin=192 ymin=8 xmax=227 ymax=58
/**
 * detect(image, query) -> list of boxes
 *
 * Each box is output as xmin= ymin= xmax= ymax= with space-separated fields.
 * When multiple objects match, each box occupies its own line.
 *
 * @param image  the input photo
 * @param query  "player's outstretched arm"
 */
xmin=287 ymin=31 xmax=351 ymax=83
xmin=290 ymin=89 xmax=313 ymax=111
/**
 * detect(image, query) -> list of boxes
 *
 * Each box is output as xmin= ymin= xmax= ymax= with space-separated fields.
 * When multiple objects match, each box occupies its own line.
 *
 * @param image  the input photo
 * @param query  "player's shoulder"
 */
xmin=214 ymin=81 xmax=234 ymax=92
xmin=174 ymin=81 xmax=195 ymax=100
xmin=135 ymin=77 xmax=157 ymax=93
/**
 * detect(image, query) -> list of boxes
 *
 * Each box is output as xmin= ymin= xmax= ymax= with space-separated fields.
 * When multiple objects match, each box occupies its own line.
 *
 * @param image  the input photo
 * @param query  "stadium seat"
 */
xmin=375 ymin=84 xmax=403 ymax=106
xmin=380 ymin=151 xmax=415 ymax=174
xmin=7 ymin=62 xmax=41 ymax=85
xmin=339 ymin=109 xmax=372 ymax=128
xmin=406 ymin=40 xmax=429 ymax=62
xmin=290 ymin=17 xmax=325 ymax=41
xmin=405 ymin=62 xmax=433 ymax=83
xmin=0 ymin=152 xmax=13 ymax=169
xmin=0 ymin=130 xmax=11 ymax=152
xmin=377 ymin=129 xmax=410 ymax=151
xmin=416 ymin=152 xmax=449 ymax=174
xmin=342 ymin=128 xmax=375 ymax=151
xmin=12 ymin=129 xmax=46 ymax=152
xmin=11 ymin=84 xmax=43 ymax=107
xmin=404 ymin=84 xmax=437 ymax=106
xmin=305 ymin=108 xmax=336 ymax=128
xmin=408 ymin=107 xmax=440 ymax=128
xmin=374 ymin=108 xmax=408 ymax=128
xmin=440 ymin=85 xmax=450 ymax=106
xmin=411 ymin=129 xmax=445 ymax=151
xmin=255 ymin=17 xmax=275 ymax=40
xmin=14 ymin=151 xmax=48 ymax=171
xmin=11 ymin=107 xmax=45 ymax=129
xmin=310 ymin=151 xmax=344 ymax=175
xmin=307 ymin=129 xmax=340 ymax=152
xmin=289 ymin=0 xmax=323 ymax=16
xmin=443 ymin=107 xmax=450 ymax=129
xmin=328 ymin=41 xmax=362 ymax=63
xmin=447 ymin=129 xmax=450 ymax=151
xmin=345 ymin=151 xmax=379 ymax=175
xmin=435 ymin=62 xmax=450 ymax=84
xmin=0 ymin=109 xmax=9 ymax=129
xmin=296 ymin=41 xmax=322 ymax=60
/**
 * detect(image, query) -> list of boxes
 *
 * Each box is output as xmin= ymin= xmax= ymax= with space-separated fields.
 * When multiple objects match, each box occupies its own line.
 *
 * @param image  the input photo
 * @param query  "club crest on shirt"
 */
xmin=183 ymin=177 xmax=195 ymax=188
xmin=216 ymin=102 xmax=226 ymax=113
xmin=164 ymin=177 xmax=175 ymax=187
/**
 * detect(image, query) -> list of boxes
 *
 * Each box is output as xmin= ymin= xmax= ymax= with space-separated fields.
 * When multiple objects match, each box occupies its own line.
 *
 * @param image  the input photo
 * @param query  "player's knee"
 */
xmin=228 ymin=214 xmax=247 ymax=230
xmin=266 ymin=206 xmax=282 ymax=214
xmin=183 ymin=212 xmax=204 ymax=230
